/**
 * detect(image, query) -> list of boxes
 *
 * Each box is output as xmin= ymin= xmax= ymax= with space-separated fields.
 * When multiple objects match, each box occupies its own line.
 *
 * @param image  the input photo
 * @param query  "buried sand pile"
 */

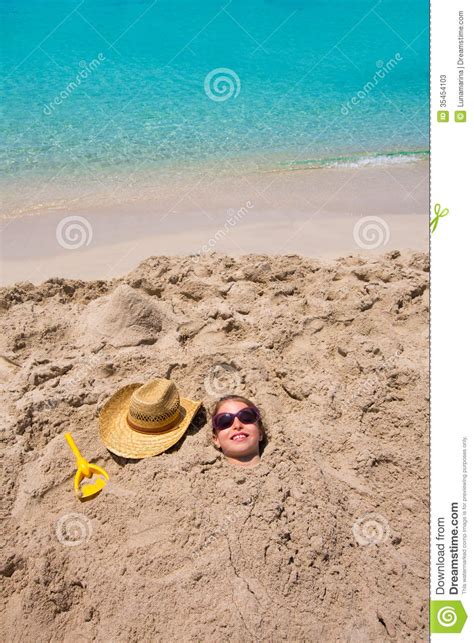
xmin=0 ymin=251 xmax=429 ymax=641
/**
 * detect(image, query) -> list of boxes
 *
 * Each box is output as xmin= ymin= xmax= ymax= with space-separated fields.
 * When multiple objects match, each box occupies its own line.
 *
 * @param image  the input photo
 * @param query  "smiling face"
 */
xmin=212 ymin=399 xmax=263 ymax=461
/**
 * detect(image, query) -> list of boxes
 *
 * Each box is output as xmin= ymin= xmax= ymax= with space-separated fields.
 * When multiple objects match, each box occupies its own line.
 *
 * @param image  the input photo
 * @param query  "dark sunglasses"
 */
xmin=212 ymin=406 xmax=260 ymax=431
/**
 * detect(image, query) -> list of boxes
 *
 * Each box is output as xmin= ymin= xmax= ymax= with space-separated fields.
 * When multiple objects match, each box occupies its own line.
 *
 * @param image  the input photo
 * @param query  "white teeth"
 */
xmin=232 ymin=434 xmax=247 ymax=441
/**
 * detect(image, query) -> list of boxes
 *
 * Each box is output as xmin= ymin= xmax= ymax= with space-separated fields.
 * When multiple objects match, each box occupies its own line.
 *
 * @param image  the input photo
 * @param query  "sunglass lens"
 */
xmin=215 ymin=413 xmax=234 ymax=430
xmin=238 ymin=408 xmax=258 ymax=424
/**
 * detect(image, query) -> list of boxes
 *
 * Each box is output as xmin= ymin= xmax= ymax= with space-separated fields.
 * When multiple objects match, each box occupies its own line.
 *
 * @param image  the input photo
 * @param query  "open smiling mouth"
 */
xmin=231 ymin=432 xmax=249 ymax=441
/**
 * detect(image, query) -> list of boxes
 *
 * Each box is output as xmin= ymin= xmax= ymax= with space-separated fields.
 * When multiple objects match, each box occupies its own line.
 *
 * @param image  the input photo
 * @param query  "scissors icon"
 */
xmin=430 ymin=203 xmax=449 ymax=233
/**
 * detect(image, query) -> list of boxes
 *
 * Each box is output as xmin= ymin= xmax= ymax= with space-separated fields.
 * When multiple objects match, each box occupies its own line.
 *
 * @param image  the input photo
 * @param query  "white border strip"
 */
xmin=431 ymin=0 xmax=473 ymax=638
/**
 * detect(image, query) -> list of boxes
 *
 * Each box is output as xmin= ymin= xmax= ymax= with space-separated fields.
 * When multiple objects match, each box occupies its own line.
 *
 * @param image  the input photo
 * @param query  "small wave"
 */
xmin=280 ymin=150 xmax=429 ymax=171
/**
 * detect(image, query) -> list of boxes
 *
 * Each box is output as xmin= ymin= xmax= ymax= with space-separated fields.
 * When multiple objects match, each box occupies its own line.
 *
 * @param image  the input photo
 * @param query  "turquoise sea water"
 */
xmin=1 ymin=0 xmax=429 ymax=213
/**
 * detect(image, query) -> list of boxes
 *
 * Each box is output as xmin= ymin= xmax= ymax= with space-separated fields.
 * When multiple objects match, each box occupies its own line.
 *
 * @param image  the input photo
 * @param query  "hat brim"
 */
xmin=99 ymin=383 xmax=202 ymax=459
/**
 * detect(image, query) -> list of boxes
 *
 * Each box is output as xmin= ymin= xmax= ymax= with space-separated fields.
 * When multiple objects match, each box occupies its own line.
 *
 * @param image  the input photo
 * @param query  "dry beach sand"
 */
xmin=0 ymin=250 xmax=429 ymax=641
xmin=1 ymin=161 xmax=428 ymax=285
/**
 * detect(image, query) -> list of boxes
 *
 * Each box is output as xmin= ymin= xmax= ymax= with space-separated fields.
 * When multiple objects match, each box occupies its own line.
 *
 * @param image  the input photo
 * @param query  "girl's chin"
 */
xmin=224 ymin=439 xmax=258 ymax=454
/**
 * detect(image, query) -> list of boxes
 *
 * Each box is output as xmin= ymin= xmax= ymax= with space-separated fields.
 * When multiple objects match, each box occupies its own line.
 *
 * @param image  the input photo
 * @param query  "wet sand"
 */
xmin=1 ymin=161 xmax=428 ymax=285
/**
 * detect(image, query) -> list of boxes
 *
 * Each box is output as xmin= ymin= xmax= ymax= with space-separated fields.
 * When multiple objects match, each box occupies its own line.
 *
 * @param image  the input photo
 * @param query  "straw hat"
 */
xmin=99 ymin=378 xmax=201 ymax=459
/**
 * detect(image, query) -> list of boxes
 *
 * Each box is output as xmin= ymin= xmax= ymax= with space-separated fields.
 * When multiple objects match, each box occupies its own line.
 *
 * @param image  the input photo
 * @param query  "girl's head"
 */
xmin=211 ymin=395 xmax=267 ymax=465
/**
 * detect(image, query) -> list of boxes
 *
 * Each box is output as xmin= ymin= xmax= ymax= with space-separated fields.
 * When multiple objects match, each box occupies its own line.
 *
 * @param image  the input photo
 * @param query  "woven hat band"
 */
xmin=126 ymin=405 xmax=182 ymax=433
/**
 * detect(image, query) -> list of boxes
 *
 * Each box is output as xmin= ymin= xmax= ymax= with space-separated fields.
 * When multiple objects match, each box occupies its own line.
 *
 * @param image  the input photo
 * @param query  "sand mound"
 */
xmin=0 ymin=251 xmax=429 ymax=641
xmin=80 ymin=283 xmax=164 ymax=348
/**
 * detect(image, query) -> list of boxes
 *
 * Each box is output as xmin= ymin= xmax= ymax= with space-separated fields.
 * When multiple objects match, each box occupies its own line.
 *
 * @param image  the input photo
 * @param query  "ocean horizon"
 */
xmin=1 ymin=0 xmax=429 ymax=216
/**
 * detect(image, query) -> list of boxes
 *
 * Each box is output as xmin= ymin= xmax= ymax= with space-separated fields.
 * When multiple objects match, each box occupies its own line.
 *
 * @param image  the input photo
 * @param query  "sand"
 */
xmin=0 ymin=161 xmax=428 ymax=285
xmin=0 ymin=250 xmax=429 ymax=641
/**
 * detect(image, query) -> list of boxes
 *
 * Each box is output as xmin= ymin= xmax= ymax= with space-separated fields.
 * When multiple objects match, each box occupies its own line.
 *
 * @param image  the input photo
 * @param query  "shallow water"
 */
xmin=1 ymin=0 xmax=429 ymax=214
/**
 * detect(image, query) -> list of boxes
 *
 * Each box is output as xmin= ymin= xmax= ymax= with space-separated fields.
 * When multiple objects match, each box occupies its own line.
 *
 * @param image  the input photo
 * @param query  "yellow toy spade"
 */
xmin=65 ymin=432 xmax=109 ymax=500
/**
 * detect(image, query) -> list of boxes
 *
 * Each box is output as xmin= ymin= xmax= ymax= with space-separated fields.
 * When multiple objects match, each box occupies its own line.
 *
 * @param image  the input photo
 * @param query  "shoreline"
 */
xmin=1 ymin=153 xmax=428 ymax=220
xmin=1 ymin=161 xmax=428 ymax=286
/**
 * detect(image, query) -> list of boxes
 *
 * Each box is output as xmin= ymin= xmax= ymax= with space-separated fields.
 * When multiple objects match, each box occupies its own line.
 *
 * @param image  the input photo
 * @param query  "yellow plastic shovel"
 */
xmin=65 ymin=432 xmax=109 ymax=500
